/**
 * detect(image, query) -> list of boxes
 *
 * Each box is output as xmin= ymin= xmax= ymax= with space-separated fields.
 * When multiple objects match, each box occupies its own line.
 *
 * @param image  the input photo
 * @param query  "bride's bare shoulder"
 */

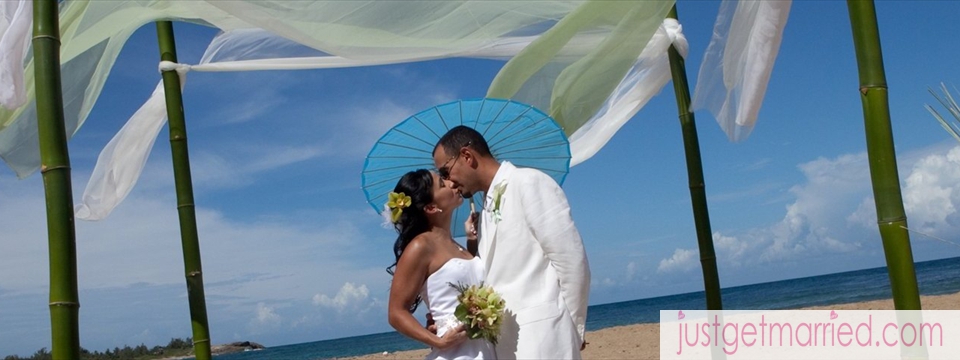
xmin=404 ymin=232 xmax=438 ymax=254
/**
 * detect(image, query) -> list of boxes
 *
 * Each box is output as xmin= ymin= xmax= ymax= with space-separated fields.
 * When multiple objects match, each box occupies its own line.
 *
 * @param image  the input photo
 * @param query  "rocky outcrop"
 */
xmin=211 ymin=341 xmax=266 ymax=356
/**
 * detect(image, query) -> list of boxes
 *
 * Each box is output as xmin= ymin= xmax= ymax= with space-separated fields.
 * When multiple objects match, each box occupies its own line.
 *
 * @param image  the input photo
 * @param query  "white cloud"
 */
xmin=655 ymin=146 xmax=960 ymax=272
xmin=0 ymin=166 xmax=389 ymax=298
xmin=732 ymin=151 xmax=872 ymax=262
xmin=688 ymin=153 xmax=876 ymax=270
xmin=625 ymin=261 xmax=637 ymax=282
xmin=255 ymin=302 xmax=282 ymax=327
xmin=300 ymin=81 xmax=457 ymax=163
xmin=903 ymin=146 xmax=960 ymax=234
xmin=657 ymin=248 xmax=698 ymax=273
xmin=188 ymin=151 xmax=245 ymax=188
xmin=313 ymin=282 xmax=371 ymax=312
xmin=188 ymin=144 xmax=327 ymax=190
xmin=192 ymin=72 xmax=293 ymax=126
xmin=247 ymin=302 xmax=283 ymax=335
xmin=332 ymin=100 xmax=434 ymax=160
xmin=847 ymin=197 xmax=876 ymax=229
xmin=243 ymin=145 xmax=327 ymax=173
xmin=743 ymin=158 xmax=772 ymax=171
xmin=214 ymin=94 xmax=287 ymax=126
xmin=0 ymin=179 xmax=59 ymax=292
xmin=713 ymin=232 xmax=748 ymax=267
xmin=709 ymin=182 xmax=783 ymax=203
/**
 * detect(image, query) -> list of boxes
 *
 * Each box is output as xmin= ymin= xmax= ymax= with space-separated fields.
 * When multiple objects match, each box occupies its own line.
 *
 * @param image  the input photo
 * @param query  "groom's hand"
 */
xmin=466 ymin=211 xmax=480 ymax=256
xmin=581 ymin=340 xmax=588 ymax=351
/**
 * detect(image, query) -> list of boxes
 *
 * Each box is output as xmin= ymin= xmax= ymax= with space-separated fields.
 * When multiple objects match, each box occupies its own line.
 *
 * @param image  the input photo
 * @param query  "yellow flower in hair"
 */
xmin=387 ymin=192 xmax=412 ymax=223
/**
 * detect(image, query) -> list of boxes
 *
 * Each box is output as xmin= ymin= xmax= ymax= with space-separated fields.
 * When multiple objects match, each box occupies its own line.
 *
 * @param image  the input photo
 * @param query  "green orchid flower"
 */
xmin=491 ymin=181 xmax=507 ymax=223
xmin=448 ymin=281 xmax=506 ymax=345
xmin=386 ymin=192 xmax=412 ymax=223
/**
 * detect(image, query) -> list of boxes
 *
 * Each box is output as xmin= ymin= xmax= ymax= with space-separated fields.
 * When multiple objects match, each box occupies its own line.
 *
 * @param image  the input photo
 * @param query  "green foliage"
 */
xmin=3 ymin=338 xmax=193 ymax=360
xmin=927 ymin=83 xmax=960 ymax=143
xmin=165 ymin=337 xmax=193 ymax=350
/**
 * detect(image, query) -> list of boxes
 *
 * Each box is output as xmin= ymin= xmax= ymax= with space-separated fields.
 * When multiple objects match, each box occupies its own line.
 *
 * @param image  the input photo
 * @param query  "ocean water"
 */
xmin=215 ymin=257 xmax=960 ymax=360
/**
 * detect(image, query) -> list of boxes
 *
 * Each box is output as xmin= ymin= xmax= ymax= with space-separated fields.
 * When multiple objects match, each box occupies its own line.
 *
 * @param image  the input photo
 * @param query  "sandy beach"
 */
xmin=339 ymin=291 xmax=960 ymax=360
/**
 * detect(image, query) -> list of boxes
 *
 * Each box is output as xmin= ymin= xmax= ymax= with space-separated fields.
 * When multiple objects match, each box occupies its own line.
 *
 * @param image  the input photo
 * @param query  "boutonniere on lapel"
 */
xmin=491 ymin=181 xmax=508 ymax=223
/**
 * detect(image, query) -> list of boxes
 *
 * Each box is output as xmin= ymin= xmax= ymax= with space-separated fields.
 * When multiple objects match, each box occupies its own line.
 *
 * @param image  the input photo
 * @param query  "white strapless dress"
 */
xmin=421 ymin=257 xmax=496 ymax=360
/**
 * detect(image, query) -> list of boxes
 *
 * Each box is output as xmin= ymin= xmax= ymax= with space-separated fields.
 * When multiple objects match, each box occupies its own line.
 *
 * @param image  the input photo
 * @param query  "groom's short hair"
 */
xmin=436 ymin=125 xmax=493 ymax=158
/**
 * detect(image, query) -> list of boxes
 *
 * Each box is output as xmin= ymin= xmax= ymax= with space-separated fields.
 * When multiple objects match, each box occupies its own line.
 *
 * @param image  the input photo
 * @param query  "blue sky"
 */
xmin=3 ymin=0 xmax=960 ymax=356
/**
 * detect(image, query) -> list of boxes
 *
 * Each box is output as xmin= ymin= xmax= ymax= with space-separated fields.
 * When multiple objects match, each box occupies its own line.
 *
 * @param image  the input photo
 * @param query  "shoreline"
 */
xmin=158 ymin=341 xmax=264 ymax=360
xmin=337 ymin=291 xmax=960 ymax=360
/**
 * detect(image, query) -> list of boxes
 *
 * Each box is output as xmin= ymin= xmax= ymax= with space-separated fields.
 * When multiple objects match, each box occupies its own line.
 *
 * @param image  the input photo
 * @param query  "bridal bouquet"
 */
xmin=448 ymin=282 xmax=506 ymax=345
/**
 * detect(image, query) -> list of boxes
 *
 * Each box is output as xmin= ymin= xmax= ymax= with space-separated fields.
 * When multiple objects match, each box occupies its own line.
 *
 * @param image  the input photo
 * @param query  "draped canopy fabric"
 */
xmin=0 ymin=0 xmax=669 ymax=176
xmin=0 ymin=0 xmax=790 ymax=220
xmin=0 ymin=0 xmax=31 ymax=110
xmin=691 ymin=0 xmax=791 ymax=142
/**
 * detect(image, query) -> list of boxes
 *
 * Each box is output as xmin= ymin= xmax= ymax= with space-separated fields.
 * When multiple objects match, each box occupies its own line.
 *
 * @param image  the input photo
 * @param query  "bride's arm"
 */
xmin=388 ymin=238 xmax=466 ymax=349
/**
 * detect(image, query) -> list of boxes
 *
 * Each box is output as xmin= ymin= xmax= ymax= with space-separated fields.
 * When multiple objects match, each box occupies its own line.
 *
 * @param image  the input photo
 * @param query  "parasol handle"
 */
xmin=467 ymin=201 xmax=479 ymax=256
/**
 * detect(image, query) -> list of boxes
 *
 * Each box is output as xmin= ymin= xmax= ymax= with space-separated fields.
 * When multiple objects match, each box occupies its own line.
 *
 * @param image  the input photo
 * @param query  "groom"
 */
xmin=433 ymin=125 xmax=590 ymax=359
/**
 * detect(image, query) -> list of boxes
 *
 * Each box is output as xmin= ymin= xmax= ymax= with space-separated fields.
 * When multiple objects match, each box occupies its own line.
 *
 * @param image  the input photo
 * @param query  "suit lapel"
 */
xmin=479 ymin=208 xmax=497 ymax=270
xmin=478 ymin=162 xmax=515 ymax=271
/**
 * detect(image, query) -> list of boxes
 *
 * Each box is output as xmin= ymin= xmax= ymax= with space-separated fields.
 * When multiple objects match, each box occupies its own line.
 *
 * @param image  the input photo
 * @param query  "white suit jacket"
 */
xmin=479 ymin=161 xmax=590 ymax=359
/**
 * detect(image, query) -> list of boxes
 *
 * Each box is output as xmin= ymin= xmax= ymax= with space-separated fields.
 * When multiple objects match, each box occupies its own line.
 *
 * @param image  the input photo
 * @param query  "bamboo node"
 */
xmin=877 ymin=216 xmax=907 ymax=225
xmin=40 ymin=164 xmax=70 ymax=174
xmin=32 ymin=35 xmax=61 ymax=45
xmin=49 ymin=301 xmax=80 ymax=308
xmin=192 ymin=338 xmax=211 ymax=344
xmin=859 ymin=84 xmax=887 ymax=95
xmin=177 ymin=203 xmax=196 ymax=209
xmin=187 ymin=270 xmax=202 ymax=277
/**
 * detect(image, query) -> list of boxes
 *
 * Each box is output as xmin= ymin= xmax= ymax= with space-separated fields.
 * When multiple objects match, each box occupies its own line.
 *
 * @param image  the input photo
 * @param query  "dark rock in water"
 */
xmin=211 ymin=341 xmax=266 ymax=355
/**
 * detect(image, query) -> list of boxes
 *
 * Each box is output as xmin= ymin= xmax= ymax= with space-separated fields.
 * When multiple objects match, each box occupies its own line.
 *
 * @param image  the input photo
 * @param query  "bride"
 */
xmin=386 ymin=169 xmax=495 ymax=360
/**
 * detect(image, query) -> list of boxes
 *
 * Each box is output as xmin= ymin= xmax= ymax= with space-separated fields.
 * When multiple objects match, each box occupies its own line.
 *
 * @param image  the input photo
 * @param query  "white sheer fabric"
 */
xmin=76 ymin=18 xmax=687 ymax=220
xmin=61 ymin=1 xmax=681 ymax=220
xmin=0 ymin=0 xmax=789 ymax=221
xmin=487 ymin=0 xmax=674 ymax=133
xmin=690 ymin=0 xmax=792 ymax=142
xmin=0 ymin=0 xmax=31 ymax=110
xmin=75 ymin=65 xmax=186 ymax=221
xmin=569 ymin=19 xmax=686 ymax=164
xmin=0 ymin=0 xmax=606 ymax=178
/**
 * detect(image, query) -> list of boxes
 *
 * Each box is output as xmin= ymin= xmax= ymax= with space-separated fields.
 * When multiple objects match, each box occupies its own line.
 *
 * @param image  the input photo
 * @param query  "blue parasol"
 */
xmin=362 ymin=98 xmax=570 ymax=237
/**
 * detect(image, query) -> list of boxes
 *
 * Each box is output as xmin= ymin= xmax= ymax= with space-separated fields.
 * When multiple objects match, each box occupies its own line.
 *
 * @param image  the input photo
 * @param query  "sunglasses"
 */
xmin=437 ymin=141 xmax=471 ymax=181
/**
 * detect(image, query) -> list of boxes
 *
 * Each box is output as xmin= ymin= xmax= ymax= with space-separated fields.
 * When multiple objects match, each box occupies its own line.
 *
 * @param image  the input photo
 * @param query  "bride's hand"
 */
xmin=434 ymin=324 xmax=468 ymax=349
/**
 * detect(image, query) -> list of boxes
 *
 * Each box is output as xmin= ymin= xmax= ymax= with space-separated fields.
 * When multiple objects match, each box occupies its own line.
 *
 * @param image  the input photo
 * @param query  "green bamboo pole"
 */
xmin=847 ymin=0 xmax=921 ymax=310
xmin=33 ymin=0 xmax=82 ymax=358
xmin=156 ymin=21 xmax=213 ymax=359
xmin=666 ymin=6 xmax=722 ymax=310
